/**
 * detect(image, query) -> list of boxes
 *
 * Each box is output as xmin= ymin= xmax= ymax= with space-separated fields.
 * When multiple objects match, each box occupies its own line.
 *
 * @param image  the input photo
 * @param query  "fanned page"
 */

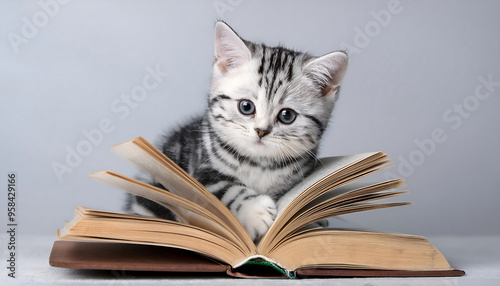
xmin=110 ymin=137 xmax=255 ymax=250
xmin=259 ymin=152 xmax=390 ymax=252
xmin=89 ymin=171 xmax=250 ymax=254
xmin=275 ymin=153 xmax=382 ymax=215
xmin=267 ymin=179 xmax=411 ymax=252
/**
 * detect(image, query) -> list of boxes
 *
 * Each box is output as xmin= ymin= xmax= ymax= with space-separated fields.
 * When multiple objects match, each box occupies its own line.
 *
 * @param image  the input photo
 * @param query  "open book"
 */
xmin=49 ymin=137 xmax=464 ymax=278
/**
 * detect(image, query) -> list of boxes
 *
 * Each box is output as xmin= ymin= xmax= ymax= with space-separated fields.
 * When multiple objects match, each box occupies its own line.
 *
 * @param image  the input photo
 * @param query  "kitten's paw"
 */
xmin=235 ymin=195 xmax=277 ymax=241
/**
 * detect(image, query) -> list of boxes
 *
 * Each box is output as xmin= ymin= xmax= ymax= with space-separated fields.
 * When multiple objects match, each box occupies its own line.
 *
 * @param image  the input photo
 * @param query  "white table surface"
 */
xmin=1 ymin=234 xmax=499 ymax=286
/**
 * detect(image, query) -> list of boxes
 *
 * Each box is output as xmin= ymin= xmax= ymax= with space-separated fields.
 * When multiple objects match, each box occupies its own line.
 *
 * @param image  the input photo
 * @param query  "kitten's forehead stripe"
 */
xmin=266 ymin=49 xmax=275 ymax=88
xmin=252 ymin=45 xmax=303 ymax=104
xmin=287 ymin=54 xmax=295 ymax=82
xmin=258 ymin=46 xmax=266 ymax=75
xmin=267 ymin=47 xmax=283 ymax=102
xmin=281 ymin=51 xmax=288 ymax=71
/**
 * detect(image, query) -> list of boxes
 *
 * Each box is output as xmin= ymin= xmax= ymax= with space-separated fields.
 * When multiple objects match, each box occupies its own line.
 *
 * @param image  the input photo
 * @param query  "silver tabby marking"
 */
xmin=126 ymin=22 xmax=348 ymax=241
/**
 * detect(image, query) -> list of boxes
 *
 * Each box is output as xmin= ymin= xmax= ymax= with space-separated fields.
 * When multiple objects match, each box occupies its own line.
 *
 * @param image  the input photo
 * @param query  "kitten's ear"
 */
xmin=304 ymin=51 xmax=348 ymax=97
xmin=214 ymin=22 xmax=251 ymax=74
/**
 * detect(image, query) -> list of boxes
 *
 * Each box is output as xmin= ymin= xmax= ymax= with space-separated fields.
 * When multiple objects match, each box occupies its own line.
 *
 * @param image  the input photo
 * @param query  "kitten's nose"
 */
xmin=255 ymin=127 xmax=270 ymax=138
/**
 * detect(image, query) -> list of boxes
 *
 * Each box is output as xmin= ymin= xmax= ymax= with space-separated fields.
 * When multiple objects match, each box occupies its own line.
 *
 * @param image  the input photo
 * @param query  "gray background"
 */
xmin=1 ymin=0 xmax=499 ymax=238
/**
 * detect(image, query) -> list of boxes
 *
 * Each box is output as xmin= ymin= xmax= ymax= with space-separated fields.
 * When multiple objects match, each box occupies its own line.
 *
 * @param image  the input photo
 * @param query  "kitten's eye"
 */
xmin=238 ymin=100 xmax=255 ymax=115
xmin=278 ymin=109 xmax=297 ymax=124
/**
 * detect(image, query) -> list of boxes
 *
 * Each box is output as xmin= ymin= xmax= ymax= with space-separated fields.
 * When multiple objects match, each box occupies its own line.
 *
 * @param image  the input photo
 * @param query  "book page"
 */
xmin=259 ymin=152 xmax=387 ymax=252
xmin=110 ymin=137 xmax=255 ymax=250
xmin=270 ymin=179 xmax=408 ymax=244
xmin=267 ymin=230 xmax=452 ymax=271
xmin=90 ymin=170 xmax=248 ymax=251
xmin=276 ymin=153 xmax=380 ymax=216
xmin=57 ymin=206 xmax=248 ymax=267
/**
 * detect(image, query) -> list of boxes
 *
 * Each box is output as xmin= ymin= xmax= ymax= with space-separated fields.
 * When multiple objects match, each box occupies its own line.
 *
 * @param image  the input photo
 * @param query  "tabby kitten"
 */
xmin=126 ymin=22 xmax=348 ymax=241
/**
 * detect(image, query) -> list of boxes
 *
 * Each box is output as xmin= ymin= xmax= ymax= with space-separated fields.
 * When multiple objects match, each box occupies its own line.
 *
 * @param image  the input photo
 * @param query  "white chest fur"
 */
xmin=212 ymin=155 xmax=299 ymax=195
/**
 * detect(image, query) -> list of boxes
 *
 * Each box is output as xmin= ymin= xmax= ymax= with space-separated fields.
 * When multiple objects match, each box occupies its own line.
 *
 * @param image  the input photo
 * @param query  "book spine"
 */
xmin=234 ymin=255 xmax=293 ymax=278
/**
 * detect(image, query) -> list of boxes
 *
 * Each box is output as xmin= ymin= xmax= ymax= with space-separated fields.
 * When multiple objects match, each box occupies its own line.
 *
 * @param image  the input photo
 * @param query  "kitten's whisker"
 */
xmin=286 ymin=138 xmax=322 ymax=165
xmin=278 ymin=142 xmax=304 ymax=180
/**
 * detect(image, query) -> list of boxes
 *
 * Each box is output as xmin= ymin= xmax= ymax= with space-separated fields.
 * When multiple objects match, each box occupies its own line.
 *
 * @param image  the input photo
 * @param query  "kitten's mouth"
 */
xmin=254 ymin=137 xmax=267 ymax=146
xmin=246 ymin=140 xmax=271 ymax=157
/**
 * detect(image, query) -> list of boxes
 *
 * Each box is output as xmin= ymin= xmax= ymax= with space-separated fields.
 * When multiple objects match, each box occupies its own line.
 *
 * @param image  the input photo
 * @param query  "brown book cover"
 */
xmin=49 ymin=241 xmax=465 ymax=279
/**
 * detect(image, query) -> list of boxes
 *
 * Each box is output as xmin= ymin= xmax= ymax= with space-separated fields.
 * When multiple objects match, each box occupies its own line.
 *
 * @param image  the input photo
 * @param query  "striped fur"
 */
xmin=126 ymin=22 xmax=348 ymax=241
